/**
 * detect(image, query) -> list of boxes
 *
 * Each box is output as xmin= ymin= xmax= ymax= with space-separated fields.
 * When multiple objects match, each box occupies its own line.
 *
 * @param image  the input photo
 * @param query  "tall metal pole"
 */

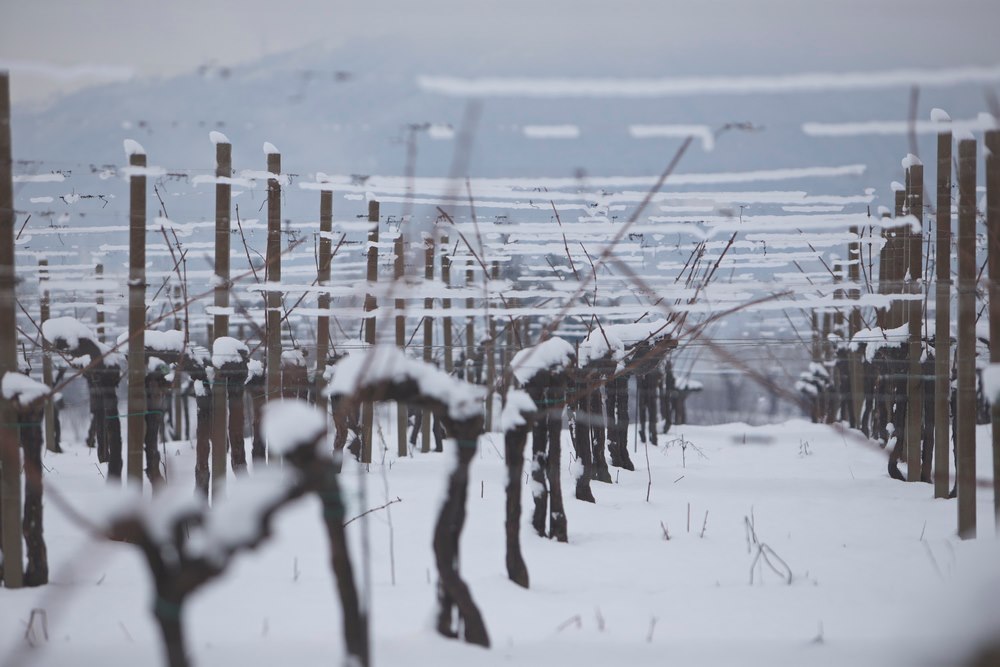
xmin=956 ymin=137 xmax=977 ymax=539
xmin=127 ymin=143 xmax=147 ymax=487
xmin=0 ymin=70 xmax=24 ymax=588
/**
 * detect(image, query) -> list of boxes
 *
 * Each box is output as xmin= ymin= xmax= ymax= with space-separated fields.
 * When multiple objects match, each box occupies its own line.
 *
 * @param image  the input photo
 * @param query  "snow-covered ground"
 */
xmin=1 ymin=415 xmax=997 ymax=666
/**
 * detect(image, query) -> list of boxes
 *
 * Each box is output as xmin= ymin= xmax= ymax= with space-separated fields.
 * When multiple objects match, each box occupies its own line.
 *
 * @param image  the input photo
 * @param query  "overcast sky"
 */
xmin=2 ymin=0 xmax=999 ymax=106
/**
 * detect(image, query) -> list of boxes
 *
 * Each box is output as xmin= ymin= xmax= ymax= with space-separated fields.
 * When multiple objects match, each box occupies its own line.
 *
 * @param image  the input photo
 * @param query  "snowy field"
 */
xmin=1 ymin=414 xmax=997 ymax=667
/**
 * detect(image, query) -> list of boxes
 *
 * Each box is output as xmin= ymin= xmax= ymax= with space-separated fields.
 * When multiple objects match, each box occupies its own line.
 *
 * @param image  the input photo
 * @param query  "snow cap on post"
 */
xmin=510 ymin=336 xmax=575 ymax=385
xmin=2 ymin=372 xmax=51 ymax=406
xmin=262 ymin=399 xmax=327 ymax=457
xmin=212 ymin=336 xmax=250 ymax=368
xmin=263 ymin=141 xmax=279 ymax=155
xmin=500 ymin=389 xmax=536 ymax=432
xmin=41 ymin=316 xmax=97 ymax=350
xmin=579 ymin=327 xmax=625 ymax=368
xmin=326 ymin=345 xmax=486 ymax=421
xmin=209 ymin=130 xmax=230 ymax=145
xmin=930 ymin=108 xmax=951 ymax=123
xmin=123 ymin=138 xmax=145 ymax=157
xmin=982 ymin=364 xmax=1000 ymax=404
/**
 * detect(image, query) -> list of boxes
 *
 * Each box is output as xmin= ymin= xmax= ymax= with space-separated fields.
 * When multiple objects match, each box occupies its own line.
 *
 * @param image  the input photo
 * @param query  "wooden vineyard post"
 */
xmin=361 ymin=200 xmax=379 ymax=464
xmin=127 ymin=142 xmax=147 ymax=488
xmin=315 ymin=190 xmax=332 ymax=414
xmin=821 ymin=311 xmax=833 ymax=423
xmin=986 ymin=128 xmax=1000 ymax=523
xmin=848 ymin=227 xmax=863 ymax=428
xmin=465 ymin=261 xmax=475 ymax=380
xmin=95 ymin=263 xmax=105 ymax=342
xmin=39 ymin=260 xmax=58 ymax=453
xmin=441 ymin=233 xmax=453 ymax=375
xmin=484 ymin=260 xmax=499 ymax=431
xmin=810 ymin=310 xmax=820 ymax=422
xmin=956 ymin=136 xmax=976 ymax=539
xmin=264 ymin=145 xmax=282 ymax=463
xmin=904 ymin=160 xmax=924 ymax=481
xmin=212 ymin=137 xmax=231 ymax=496
xmin=934 ymin=128 xmax=953 ymax=498
xmin=0 ymin=70 xmax=24 ymax=588
xmin=393 ymin=218 xmax=407 ymax=457
xmin=422 ymin=233 xmax=434 ymax=452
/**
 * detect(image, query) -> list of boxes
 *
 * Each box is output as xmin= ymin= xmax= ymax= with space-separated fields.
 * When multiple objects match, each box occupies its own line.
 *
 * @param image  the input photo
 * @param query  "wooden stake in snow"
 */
xmin=904 ymin=161 xmax=924 ymax=482
xmin=485 ymin=260 xmax=499 ymax=432
xmin=38 ymin=259 xmax=59 ymax=453
xmin=465 ymin=261 xmax=475 ymax=380
xmin=393 ymin=217 xmax=407 ymax=457
xmin=441 ymin=233 xmax=453 ymax=374
xmin=361 ymin=200 xmax=379 ymax=464
xmin=956 ymin=137 xmax=977 ymax=539
xmin=847 ymin=226 xmax=863 ymax=428
xmin=95 ymin=263 xmax=106 ymax=342
xmin=985 ymin=128 xmax=1000 ymax=524
xmin=212 ymin=138 xmax=231 ymax=498
xmin=315 ymin=190 xmax=332 ymax=414
xmin=264 ymin=146 xmax=282 ymax=460
xmin=934 ymin=128 xmax=952 ymax=499
xmin=126 ymin=141 xmax=148 ymax=488
xmin=422 ymin=233 xmax=434 ymax=452
xmin=0 ymin=70 xmax=25 ymax=588
xmin=213 ymin=138 xmax=232 ymax=346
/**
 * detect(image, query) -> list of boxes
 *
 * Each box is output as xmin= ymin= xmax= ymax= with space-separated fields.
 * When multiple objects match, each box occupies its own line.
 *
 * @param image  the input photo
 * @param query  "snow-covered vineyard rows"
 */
xmin=2 ymin=50 xmax=1000 ymax=667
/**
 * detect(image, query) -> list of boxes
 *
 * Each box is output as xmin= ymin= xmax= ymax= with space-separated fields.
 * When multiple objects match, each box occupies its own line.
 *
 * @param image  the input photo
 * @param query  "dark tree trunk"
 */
xmin=433 ymin=437 xmax=490 ymax=647
xmin=637 ymin=371 xmax=659 ymax=446
xmin=21 ymin=405 xmax=48 ymax=586
xmin=606 ymin=374 xmax=634 ymax=471
xmin=246 ymin=374 xmax=266 ymax=463
xmin=504 ymin=425 xmax=530 ymax=587
xmin=144 ymin=374 xmax=167 ymax=489
xmin=194 ymin=386 xmax=211 ymax=495
xmin=884 ymin=347 xmax=908 ymax=481
xmin=570 ymin=390 xmax=595 ymax=503
xmin=314 ymin=465 xmax=369 ymax=666
xmin=88 ymin=366 xmax=123 ymax=480
xmin=219 ymin=358 xmax=250 ymax=475
xmin=589 ymin=388 xmax=612 ymax=482
xmin=529 ymin=415 xmax=548 ymax=537
xmin=330 ymin=395 xmax=349 ymax=471
xmin=545 ymin=395 xmax=568 ymax=542
xmin=153 ymin=594 xmax=188 ymax=667
xmin=526 ymin=375 xmax=569 ymax=540
xmin=103 ymin=381 xmax=123 ymax=480
xmin=227 ymin=383 xmax=247 ymax=474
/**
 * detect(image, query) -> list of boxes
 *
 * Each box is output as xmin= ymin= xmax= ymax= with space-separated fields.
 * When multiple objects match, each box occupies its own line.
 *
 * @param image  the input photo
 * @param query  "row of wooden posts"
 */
xmin=802 ymin=127 xmax=999 ymax=539
xmin=0 ymin=62 xmax=532 ymax=587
